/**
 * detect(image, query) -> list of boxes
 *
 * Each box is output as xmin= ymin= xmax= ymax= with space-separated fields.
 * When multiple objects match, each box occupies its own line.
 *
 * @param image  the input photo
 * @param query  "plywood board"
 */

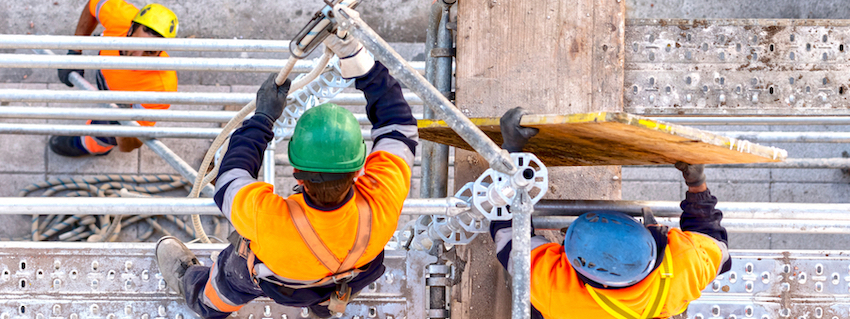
xmin=419 ymin=112 xmax=787 ymax=166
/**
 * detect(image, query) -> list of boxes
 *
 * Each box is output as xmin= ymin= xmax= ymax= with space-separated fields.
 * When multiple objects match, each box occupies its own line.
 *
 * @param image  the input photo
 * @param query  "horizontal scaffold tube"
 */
xmin=533 ymin=199 xmax=850 ymax=220
xmin=0 ymin=35 xmax=291 ymax=52
xmin=716 ymin=131 xmax=850 ymax=143
xmin=637 ymin=158 xmax=850 ymax=169
xmin=0 ymin=54 xmax=426 ymax=73
xmin=532 ymin=217 xmax=850 ymax=234
xmin=0 ymin=123 xmax=372 ymax=139
xmin=655 ymin=116 xmax=850 ymax=126
xmin=0 ymin=123 xmax=843 ymax=144
xmin=708 ymin=158 xmax=850 ymax=169
xmin=0 ymin=197 xmax=844 ymax=233
xmin=0 ymin=197 xmax=469 ymax=216
xmin=0 ymin=90 xmax=424 ymax=106
xmin=0 ymin=106 xmax=423 ymax=126
xmin=274 ymin=154 xmax=457 ymax=167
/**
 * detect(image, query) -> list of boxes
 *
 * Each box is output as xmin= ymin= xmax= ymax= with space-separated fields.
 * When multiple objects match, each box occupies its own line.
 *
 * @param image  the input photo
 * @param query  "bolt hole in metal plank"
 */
xmin=626 ymin=19 xmax=850 ymax=115
xmin=0 ymin=242 xmax=429 ymax=318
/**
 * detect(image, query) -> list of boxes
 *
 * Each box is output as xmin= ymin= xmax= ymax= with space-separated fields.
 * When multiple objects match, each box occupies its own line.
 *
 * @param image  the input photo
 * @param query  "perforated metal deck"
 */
xmin=2 ymin=242 xmax=850 ymax=318
xmin=625 ymin=19 xmax=850 ymax=115
xmin=0 ymin=242 xmax=434 ymax=319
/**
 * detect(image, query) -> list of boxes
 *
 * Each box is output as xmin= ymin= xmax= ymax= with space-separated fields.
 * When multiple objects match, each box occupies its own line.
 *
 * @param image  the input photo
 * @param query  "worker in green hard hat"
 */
xmin=154 ymin=23 xmax=418 ymax=319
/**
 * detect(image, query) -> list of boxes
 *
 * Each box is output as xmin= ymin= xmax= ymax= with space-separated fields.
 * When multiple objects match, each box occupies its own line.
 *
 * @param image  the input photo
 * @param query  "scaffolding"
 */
xmin=1 ymin=3 xmax=850 ymax=319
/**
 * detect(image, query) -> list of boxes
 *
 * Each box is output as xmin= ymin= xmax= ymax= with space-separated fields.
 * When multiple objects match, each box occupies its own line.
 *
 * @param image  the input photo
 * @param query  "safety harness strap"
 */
xmin=285 ymin=188 xmax=373 ymax=274
xmin=585 ymin=248 xmax=674 ymax=319
xmin=285 ymin=198 xmax=342 ymax=272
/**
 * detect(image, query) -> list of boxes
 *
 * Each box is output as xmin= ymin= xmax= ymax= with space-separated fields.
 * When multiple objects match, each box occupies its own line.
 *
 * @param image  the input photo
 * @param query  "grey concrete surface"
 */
xmin=2 ymin=0 xmax=428 ymax=42
xmin=626 ymin=0 xmax=850 ymax=19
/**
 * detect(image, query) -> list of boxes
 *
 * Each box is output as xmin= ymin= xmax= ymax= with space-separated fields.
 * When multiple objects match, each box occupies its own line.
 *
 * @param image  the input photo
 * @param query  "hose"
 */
xmin=186 ymin=47 xmax=334 ymax=243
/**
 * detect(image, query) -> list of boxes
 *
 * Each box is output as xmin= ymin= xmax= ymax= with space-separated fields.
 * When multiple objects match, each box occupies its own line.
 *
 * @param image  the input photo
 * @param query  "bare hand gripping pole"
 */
xmin=332 ymin=5 xmax=517 ymax=175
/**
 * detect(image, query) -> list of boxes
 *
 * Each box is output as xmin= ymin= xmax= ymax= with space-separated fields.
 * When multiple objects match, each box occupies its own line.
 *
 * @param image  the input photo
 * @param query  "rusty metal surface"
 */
xmin=625 ymin=19 xmax=850 ymax=115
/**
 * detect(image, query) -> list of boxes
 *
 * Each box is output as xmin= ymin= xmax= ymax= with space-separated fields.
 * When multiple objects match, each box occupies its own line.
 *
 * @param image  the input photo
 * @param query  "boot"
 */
xmin=155 ymin=236 xmax=201 ymax=298
xmin=48 ymin=136 xmax=90 ymax=157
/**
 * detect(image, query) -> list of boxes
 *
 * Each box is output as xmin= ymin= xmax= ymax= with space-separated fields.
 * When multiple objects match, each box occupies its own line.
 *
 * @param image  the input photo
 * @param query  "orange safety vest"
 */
xmin=229 ymin=151 xmax=410 ymax=282
xmin=234 ymin=189 xmax=373 ymax=313
xmin=530 ymin=229 xmax=725 ymax=319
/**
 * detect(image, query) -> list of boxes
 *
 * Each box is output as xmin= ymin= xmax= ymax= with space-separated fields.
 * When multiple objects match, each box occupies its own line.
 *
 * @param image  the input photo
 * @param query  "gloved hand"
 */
xmin=674 ymin=161 xmax=706 ymax=187
xmin=323 ymin=30 xmax=375 ymax=79
xmin=499 ymin=107 xmax=539 ymax=153
xmin=255 ymin=73 xmax=291 ymax=121
xmin=58 ymin=50 xmax=84 ymax=87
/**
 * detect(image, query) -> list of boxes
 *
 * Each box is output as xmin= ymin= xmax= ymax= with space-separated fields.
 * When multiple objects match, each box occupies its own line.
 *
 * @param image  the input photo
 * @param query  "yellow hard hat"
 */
xmin=132 ymin=4 xmax=178 ymax=38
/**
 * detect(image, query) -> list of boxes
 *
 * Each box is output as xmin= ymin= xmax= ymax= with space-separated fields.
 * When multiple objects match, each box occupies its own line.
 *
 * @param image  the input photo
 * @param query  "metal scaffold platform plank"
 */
xmin=625 ymin=19 xmax=850 ymax=115
xmin=0 ymin=242 xmax=433 ymax=319
xmin=418 ymin=112 xmax=787 ymax=166
xmin=2 ymin=243 xmax=849 ymax=319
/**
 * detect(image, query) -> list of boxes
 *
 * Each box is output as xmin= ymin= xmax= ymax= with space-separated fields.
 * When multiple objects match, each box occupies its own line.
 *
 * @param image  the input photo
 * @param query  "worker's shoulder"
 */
xmin=666 ymin=228 xmax=723 ymax=257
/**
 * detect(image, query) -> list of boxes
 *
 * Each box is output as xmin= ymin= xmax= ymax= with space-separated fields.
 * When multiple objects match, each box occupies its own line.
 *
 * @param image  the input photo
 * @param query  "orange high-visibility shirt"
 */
xmin=530 ymin=228 xmax=725 ymax=319
xmin=88 ymin=0 xmax=177 ymax=126
xmin=229 ymin=151 xmax=411 ymax=281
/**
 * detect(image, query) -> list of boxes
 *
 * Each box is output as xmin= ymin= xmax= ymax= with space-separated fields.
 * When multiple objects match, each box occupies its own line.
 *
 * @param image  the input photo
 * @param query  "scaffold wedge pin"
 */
xmin=472 ymin=152 xmax=548 ymax=221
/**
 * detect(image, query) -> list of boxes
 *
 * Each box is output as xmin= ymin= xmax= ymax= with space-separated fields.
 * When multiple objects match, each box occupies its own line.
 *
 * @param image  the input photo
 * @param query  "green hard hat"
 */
xmin=288 ymin=103 xmax=366 ymax=173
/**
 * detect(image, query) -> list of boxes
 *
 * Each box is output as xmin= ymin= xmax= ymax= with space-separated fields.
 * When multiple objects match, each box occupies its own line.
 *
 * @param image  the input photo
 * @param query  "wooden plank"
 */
xmin=453 ymin=0 xmax=625 ymax=318
xmin=420 ymin=112 xmax=788 ymax=166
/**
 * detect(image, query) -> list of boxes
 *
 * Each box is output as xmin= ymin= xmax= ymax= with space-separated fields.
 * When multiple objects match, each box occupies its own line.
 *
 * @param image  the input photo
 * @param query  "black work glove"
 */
xmin=255 ymin=73 xmax=291 ymax=121
xmin=57 ymin=50 xmax=84 ymax=87
xmin=675 ymin=161 xmax=706 ymax=187
xmin=499 ymin=107 xmax=539 ymax=153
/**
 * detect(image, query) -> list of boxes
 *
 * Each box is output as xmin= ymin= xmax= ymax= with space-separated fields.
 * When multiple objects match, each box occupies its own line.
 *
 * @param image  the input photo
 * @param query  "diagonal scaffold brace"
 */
xmin=331 ymin=6 xmax=535 ymax=318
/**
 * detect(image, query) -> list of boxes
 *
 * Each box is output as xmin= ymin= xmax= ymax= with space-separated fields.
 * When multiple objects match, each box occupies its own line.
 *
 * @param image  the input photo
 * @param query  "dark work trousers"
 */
xmin=182 ymin=244 xmax=386 ymax=319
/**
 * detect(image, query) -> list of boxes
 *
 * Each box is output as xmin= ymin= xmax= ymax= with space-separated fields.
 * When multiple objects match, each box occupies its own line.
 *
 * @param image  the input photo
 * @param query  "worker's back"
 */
xmin=227 ymin=150 xmax=412 ymax=281
xmin=529 ymin=228 xmax=726 ymax=319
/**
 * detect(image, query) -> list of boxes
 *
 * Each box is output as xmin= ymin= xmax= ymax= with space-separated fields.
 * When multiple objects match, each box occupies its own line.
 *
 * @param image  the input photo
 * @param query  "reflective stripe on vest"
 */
xmin=585 ymin=247 xmax=675 ymax=319
xmin=283 ymin=189 xmax=373 ymax=280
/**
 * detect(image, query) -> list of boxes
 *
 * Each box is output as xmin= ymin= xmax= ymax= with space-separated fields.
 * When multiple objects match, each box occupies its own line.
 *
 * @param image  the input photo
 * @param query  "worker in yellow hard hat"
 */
xmin=51 ymin=1 xmax=179 ymax=157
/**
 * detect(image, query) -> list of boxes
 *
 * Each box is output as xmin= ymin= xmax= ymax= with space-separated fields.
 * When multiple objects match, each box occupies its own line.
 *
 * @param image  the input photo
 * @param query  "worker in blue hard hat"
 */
xmin=492 ymin=107 xmax=732 ymax=319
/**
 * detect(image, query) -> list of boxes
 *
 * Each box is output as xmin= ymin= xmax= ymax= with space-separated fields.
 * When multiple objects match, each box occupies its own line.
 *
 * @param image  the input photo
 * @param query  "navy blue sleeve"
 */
xmin=355 ymin=62 xmax=418 ymax=155
xmin=679 ymin=189 xmax=728 ymax=246
xmin=213 ymin=114 xmax=274 ymax=210
xmin=217 ymin=114 xmax=274 ymax=180
xmin=680 ymin=189 xmax=732 ymax=274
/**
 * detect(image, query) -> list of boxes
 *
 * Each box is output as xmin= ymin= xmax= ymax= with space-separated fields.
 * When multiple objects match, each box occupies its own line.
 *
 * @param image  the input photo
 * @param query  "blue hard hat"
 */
xmin=564 ymin=210 xmax=657 ymax=287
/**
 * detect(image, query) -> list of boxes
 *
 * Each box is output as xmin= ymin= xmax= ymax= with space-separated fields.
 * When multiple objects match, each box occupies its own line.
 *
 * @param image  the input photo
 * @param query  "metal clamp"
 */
xmin=472 ymin=152 xmax=548 ymax=221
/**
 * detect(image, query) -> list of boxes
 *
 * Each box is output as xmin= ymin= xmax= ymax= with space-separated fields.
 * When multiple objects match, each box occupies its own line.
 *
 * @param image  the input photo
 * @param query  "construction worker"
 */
xmin=493 ymin=107 xmax=732 ymax=319
xmin=154 ymin=28 xmax=418 ymax=319
xmin=50 ymin=0 xmax=178 ymax=157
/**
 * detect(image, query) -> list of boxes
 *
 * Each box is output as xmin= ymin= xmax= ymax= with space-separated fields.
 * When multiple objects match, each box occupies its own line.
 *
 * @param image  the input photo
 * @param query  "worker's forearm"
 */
xmin=73 ymin=1 xmax=98 ymax=38
xmin=687 ymin=183 xmax=707 ymax=193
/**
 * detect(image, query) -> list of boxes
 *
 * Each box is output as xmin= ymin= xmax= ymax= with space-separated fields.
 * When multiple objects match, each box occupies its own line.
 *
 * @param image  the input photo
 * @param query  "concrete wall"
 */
xmin=1 ymin=0 xmax=428 ymax=41
xmin=626 ymin=0 xmax=850 ymax=19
